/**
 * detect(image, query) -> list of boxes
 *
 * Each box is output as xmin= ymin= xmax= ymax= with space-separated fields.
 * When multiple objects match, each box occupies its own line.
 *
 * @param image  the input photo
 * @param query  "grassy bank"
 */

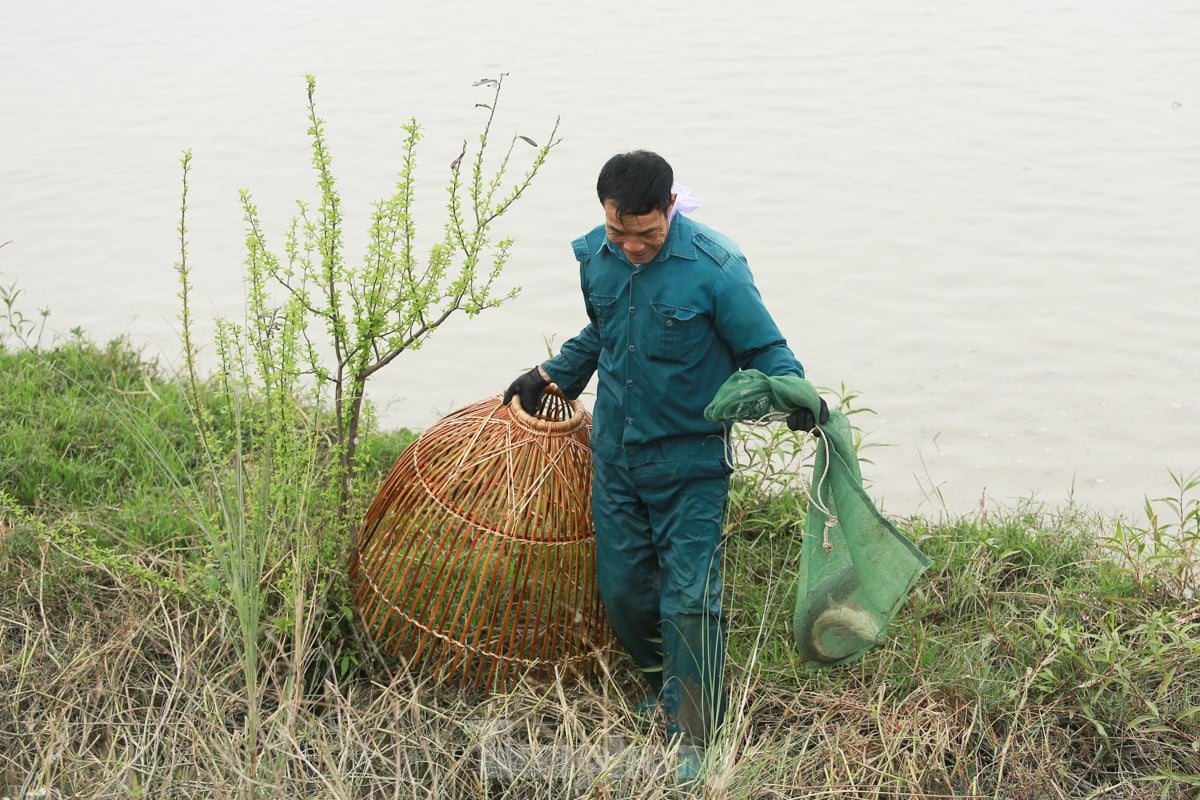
xmin=2 ymin=338 xmax=1198 ymax=799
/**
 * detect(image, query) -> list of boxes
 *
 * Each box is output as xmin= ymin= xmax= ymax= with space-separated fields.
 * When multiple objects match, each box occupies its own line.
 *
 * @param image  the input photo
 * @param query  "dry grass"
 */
xmin=0 ymin=533 xmax=672 ymax=799
xmin=3 ymin=524 xmax=1192 ymax=800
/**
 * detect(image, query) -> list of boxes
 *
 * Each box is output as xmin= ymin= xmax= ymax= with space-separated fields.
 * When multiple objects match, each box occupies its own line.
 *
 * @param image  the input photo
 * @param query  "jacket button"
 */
xmin=666 ymin=319 xmax=675 ymax=327
xmin=628 ymin=306 xmax=636 ymax=314
xmin=628 ymin=344 xmax=636 ymax=352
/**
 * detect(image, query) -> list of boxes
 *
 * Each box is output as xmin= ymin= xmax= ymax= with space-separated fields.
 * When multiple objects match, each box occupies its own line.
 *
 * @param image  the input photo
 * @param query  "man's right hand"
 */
xmin=503 ymin=367 xmax=549 ymax=415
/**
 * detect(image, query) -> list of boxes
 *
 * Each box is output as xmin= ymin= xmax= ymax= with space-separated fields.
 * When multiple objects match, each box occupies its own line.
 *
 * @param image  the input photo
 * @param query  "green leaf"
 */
xmin=517 ymin=135 xmax=538 ymax=147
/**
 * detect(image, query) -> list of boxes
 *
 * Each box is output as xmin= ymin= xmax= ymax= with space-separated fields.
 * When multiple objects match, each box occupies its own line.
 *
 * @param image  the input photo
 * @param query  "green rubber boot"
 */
xmin=674 ymin=745 xmax=704 ymax=793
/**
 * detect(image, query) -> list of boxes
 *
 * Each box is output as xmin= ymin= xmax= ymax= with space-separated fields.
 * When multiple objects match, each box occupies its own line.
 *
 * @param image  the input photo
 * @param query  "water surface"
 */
xmin=3 ymin=0 xmax=1198 ymax=518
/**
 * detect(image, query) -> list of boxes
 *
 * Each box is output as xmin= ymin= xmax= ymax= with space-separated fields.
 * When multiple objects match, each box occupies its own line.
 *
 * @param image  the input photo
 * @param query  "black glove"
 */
xmin=786 ymin=397 xmax=830 ymax=433
xmin=503 ymin=367 xmax=549 ymax=415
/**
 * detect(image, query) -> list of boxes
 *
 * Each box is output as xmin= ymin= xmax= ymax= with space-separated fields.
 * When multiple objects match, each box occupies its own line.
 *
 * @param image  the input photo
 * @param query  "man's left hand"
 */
xmin=786 ymin=397 xmax=829 ymax=433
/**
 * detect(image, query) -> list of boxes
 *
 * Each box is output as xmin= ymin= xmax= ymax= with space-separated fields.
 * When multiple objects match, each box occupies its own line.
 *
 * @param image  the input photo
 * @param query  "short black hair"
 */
xmin=596 ymin=150 xmax=673 ymax=217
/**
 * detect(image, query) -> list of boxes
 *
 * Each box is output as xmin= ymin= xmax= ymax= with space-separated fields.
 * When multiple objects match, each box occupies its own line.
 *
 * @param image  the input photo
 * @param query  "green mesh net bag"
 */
xmin=705 ymin=370 xmax=932 ymax=667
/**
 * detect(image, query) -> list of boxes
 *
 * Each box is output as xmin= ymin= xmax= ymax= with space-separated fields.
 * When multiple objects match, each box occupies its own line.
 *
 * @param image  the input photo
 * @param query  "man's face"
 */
xmin=603 ymin=197 xmax=675 ymax=265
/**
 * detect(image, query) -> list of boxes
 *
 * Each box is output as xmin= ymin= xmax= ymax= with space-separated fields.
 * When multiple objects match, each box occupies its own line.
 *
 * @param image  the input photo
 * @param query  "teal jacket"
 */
xmin=542 ymin=212 xmax=805 ymax=467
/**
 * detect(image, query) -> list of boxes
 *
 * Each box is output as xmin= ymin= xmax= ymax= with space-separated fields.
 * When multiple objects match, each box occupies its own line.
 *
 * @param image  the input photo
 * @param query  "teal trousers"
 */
xmin=591 ymin=457 xmax=729 ymax=746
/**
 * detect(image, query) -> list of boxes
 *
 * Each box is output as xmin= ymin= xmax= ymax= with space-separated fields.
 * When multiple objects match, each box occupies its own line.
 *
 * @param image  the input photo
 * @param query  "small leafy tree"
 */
xmin=172 ymin=77 xmax=561 ymax=720
xmin=177 ymin=73 xmax=561 ymax=531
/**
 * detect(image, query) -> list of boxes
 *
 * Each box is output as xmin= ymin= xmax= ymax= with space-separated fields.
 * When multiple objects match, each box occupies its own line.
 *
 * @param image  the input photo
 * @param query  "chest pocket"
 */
xmin=588 ymin=293 xmax=620 ymax=346
xmin=649 ymin=301 xmax=706 ymax=363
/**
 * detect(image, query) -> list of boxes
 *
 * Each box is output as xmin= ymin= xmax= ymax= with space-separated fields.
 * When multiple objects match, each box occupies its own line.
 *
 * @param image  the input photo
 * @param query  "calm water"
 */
xmin=3 ymin=1 xmax=1198 ymax=519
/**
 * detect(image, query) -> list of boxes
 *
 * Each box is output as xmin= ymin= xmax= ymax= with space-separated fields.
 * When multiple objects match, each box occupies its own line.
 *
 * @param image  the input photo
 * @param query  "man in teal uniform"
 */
xmin=504 ymin=151 xmax=826 ymax=764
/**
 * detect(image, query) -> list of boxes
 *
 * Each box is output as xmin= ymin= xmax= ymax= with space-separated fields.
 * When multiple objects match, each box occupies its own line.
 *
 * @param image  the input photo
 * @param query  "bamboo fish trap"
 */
xmin=349 ymin=388 xmax=612 ymax=691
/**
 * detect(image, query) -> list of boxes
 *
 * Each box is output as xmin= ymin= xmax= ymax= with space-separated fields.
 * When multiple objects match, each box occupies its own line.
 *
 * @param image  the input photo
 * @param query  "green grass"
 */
xmin=0 ymin=337 xmax=206 ymax=546
xmin=2 ymin=337 xmax=1199 ymax=799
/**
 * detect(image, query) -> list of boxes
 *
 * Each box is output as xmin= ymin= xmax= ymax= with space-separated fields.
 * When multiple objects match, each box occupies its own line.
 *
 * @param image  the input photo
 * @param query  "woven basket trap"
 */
xmin=350 ymin=389 xmax=612 ymax=691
